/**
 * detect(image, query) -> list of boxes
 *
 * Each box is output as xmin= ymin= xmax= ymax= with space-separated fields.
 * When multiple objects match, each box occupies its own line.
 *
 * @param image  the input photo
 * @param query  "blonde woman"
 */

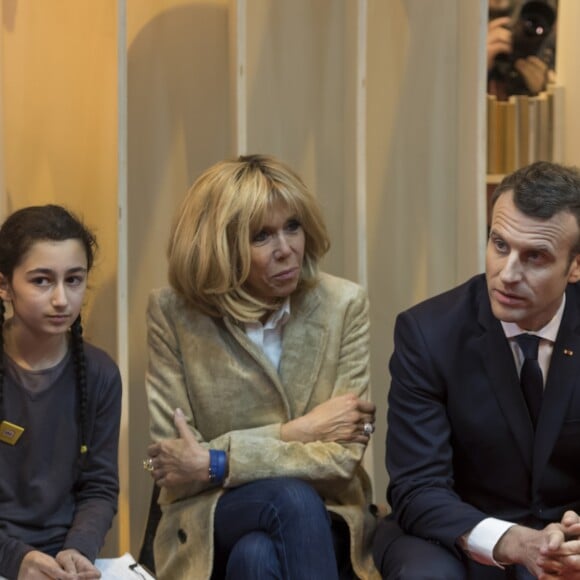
xmin=145 ymin=155 xmax=379 ymax=579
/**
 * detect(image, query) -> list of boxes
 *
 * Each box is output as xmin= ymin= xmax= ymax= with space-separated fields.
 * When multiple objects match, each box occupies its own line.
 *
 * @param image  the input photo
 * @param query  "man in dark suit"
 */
xmin=374 ymin=161 xmax=580 ymax=579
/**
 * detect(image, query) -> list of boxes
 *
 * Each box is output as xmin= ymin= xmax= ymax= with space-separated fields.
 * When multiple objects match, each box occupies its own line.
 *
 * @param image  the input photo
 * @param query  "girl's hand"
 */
xmin=55 ymin=549 xmax=100 ymax=579
xmin=18 ymin=550 xmax=75 ymax=580
xmin=281 ymin=393 xmax=376 ymax=444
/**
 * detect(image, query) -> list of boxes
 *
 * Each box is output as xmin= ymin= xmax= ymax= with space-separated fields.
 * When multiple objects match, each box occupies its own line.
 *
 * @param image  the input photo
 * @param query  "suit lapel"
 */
xmin=533 ymin=287 xmax=580 ymax=481
xmin=279 ymin=286 xmax=328 ymax=418
xmin=477 ymin=285 xmax=534 ymax=470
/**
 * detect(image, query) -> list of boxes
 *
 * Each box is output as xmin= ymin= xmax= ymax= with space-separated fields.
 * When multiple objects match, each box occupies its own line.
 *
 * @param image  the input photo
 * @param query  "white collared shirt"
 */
xmin=502 ymin=294 xmax=564 ymax=387
xmin=244 ymin=299 xmax=291 ymax=370
xmin=465 ymin=295 xmax=566 ymax=566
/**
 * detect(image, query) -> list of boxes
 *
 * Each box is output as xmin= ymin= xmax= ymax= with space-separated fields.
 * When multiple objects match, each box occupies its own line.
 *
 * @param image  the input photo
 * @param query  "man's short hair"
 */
xmin=491 ymin=161 xmax=580 ymax=253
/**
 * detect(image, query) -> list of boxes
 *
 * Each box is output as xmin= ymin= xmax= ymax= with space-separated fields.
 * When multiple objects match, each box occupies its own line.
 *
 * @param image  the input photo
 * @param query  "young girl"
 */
xmin=0 ymin=205 xmax=121 ymax=580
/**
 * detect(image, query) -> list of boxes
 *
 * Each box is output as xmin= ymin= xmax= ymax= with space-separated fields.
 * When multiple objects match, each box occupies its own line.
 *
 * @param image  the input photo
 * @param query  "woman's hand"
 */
xmin=18 ymin=551 xmax=76 ymax=580
xmin=147 ymin=408 xmax=210 ymax=487
xmin=281 ymin=393 xmax=376 ymax=444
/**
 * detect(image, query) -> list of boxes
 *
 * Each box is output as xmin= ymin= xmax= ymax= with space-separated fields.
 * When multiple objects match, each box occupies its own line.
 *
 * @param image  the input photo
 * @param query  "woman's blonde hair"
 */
xmin=168 ymin=154 xmax=330 ymax=322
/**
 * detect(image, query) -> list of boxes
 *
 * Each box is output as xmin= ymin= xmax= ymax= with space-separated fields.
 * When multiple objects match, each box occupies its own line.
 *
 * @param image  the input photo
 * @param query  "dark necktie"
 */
xmin=515 ymin=333 xmax=543 ymax=428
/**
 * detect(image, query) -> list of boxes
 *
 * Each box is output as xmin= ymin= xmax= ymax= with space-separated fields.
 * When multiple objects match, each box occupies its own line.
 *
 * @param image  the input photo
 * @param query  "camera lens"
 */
xmin=519 ymin=1 xmax=555 ymax=38
xmin=511 ymin=1 xmax=555 ymax=61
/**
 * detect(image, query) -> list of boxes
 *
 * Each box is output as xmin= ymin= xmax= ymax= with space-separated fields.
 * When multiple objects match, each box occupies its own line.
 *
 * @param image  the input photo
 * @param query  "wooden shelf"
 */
xmin=486 ymin=173 xmax=505 ymax=185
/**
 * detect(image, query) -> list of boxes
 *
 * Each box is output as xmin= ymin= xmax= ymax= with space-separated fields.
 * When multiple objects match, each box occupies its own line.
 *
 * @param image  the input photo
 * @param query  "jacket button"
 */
xmin=177 ymin=528 xmax=187 ymax=544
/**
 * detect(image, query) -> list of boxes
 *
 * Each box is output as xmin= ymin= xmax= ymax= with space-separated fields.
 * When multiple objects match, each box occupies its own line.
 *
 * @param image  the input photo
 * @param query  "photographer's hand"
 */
xmin=487 ymin=16 xmax=512 ymax=71
xmin=514 ymin=56 xmax=549 ymax=95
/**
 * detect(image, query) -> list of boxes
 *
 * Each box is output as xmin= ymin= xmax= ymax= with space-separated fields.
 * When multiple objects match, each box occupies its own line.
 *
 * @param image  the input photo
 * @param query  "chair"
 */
xmin=138 ymin=484 xmax=161 ymax=576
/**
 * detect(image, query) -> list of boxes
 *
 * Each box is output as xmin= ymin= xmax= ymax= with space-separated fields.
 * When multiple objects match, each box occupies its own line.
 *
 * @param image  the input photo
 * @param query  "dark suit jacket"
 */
xmin=386 ymin=274 xmax=580 ymax=553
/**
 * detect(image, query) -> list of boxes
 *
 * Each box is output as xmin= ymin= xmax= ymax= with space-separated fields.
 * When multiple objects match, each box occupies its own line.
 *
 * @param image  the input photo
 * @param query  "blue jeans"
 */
xmin=212 ymin=478 xmax=345 ymax=580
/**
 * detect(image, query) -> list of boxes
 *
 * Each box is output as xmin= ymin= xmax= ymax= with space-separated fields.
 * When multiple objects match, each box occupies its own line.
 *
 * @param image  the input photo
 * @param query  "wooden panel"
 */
xmin=1 ymin=0 xmax=120 ymax=554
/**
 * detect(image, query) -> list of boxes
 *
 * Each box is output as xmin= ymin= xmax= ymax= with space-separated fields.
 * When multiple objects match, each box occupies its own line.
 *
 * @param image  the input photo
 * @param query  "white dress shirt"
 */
xmin=244 ymin=299 xmax=291 ymax=370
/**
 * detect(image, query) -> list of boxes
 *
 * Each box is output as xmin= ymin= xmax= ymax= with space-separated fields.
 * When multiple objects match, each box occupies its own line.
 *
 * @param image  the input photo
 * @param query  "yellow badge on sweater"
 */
xmin=0 ymin=420 xmax=24 ymax=445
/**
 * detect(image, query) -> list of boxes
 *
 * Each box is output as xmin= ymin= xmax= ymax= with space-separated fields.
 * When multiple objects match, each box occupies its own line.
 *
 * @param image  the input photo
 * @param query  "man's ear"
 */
xmin=0 ymin=273 xmax=12 ymax=301
xmin=567 ymin=254 xmax=580 ymax=283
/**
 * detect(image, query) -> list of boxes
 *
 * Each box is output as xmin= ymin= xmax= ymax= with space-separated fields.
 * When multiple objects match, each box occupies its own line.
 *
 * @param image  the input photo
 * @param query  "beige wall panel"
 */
xmin=556 ymin=0 xmax=580 ymax=167
xmin=245 ymin=0 xmax=356 ymax=279
xmin=456 ymin=0 xmax=487 ymax=281
xmin=126 ymin=0 xmax=232 ymax=554
xmin=1 ymin=0 xmax=119 ymax=554
xmin=366 ymin=0 xmax=485 ymax=504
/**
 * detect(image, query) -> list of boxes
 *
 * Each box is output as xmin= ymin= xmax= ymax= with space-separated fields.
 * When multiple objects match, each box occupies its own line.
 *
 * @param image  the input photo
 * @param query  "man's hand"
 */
xmin=494 ymin=524 xmax=563 ymax=577
xmin=494 ymin=517 xmax=580 ymax=579
xmin=487 ymin=17 xmax=512 ymax=70
xmin=560 ymin=511 xmax=580 ymax=538
xmin=55 ymin=549 xmax=100 ymax=579
xmin=536 ymin=511 xmax=580 ymax=579
xmin=281 ymin=393 xmax=376 ymax=444
xmin=147 ymin=408 xmax=210 ymax=487
xmin=514 ymin=55 xmax=549 ymax=94
xmin=17 ymin=551 xmax=75 ymax=580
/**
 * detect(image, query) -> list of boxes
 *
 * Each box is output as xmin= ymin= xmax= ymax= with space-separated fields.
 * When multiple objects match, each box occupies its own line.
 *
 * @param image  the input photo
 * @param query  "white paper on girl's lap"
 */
xmin=0 ymin=554 xmax=152 ymax=580
xmin=95 ymin=552 xmax=155 ymax=579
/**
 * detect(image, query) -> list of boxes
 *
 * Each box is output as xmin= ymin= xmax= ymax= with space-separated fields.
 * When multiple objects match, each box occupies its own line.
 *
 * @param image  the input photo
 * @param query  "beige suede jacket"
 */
xmin=145 ymin=272 xmax=380 ymax=579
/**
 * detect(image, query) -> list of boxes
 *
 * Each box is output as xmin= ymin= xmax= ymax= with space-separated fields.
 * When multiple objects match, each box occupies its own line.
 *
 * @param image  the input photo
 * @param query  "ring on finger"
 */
xmin=363 ymin=422 xmax=375 ymax=436
xmin=143 ymin=458 xmax=154 ymax=472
